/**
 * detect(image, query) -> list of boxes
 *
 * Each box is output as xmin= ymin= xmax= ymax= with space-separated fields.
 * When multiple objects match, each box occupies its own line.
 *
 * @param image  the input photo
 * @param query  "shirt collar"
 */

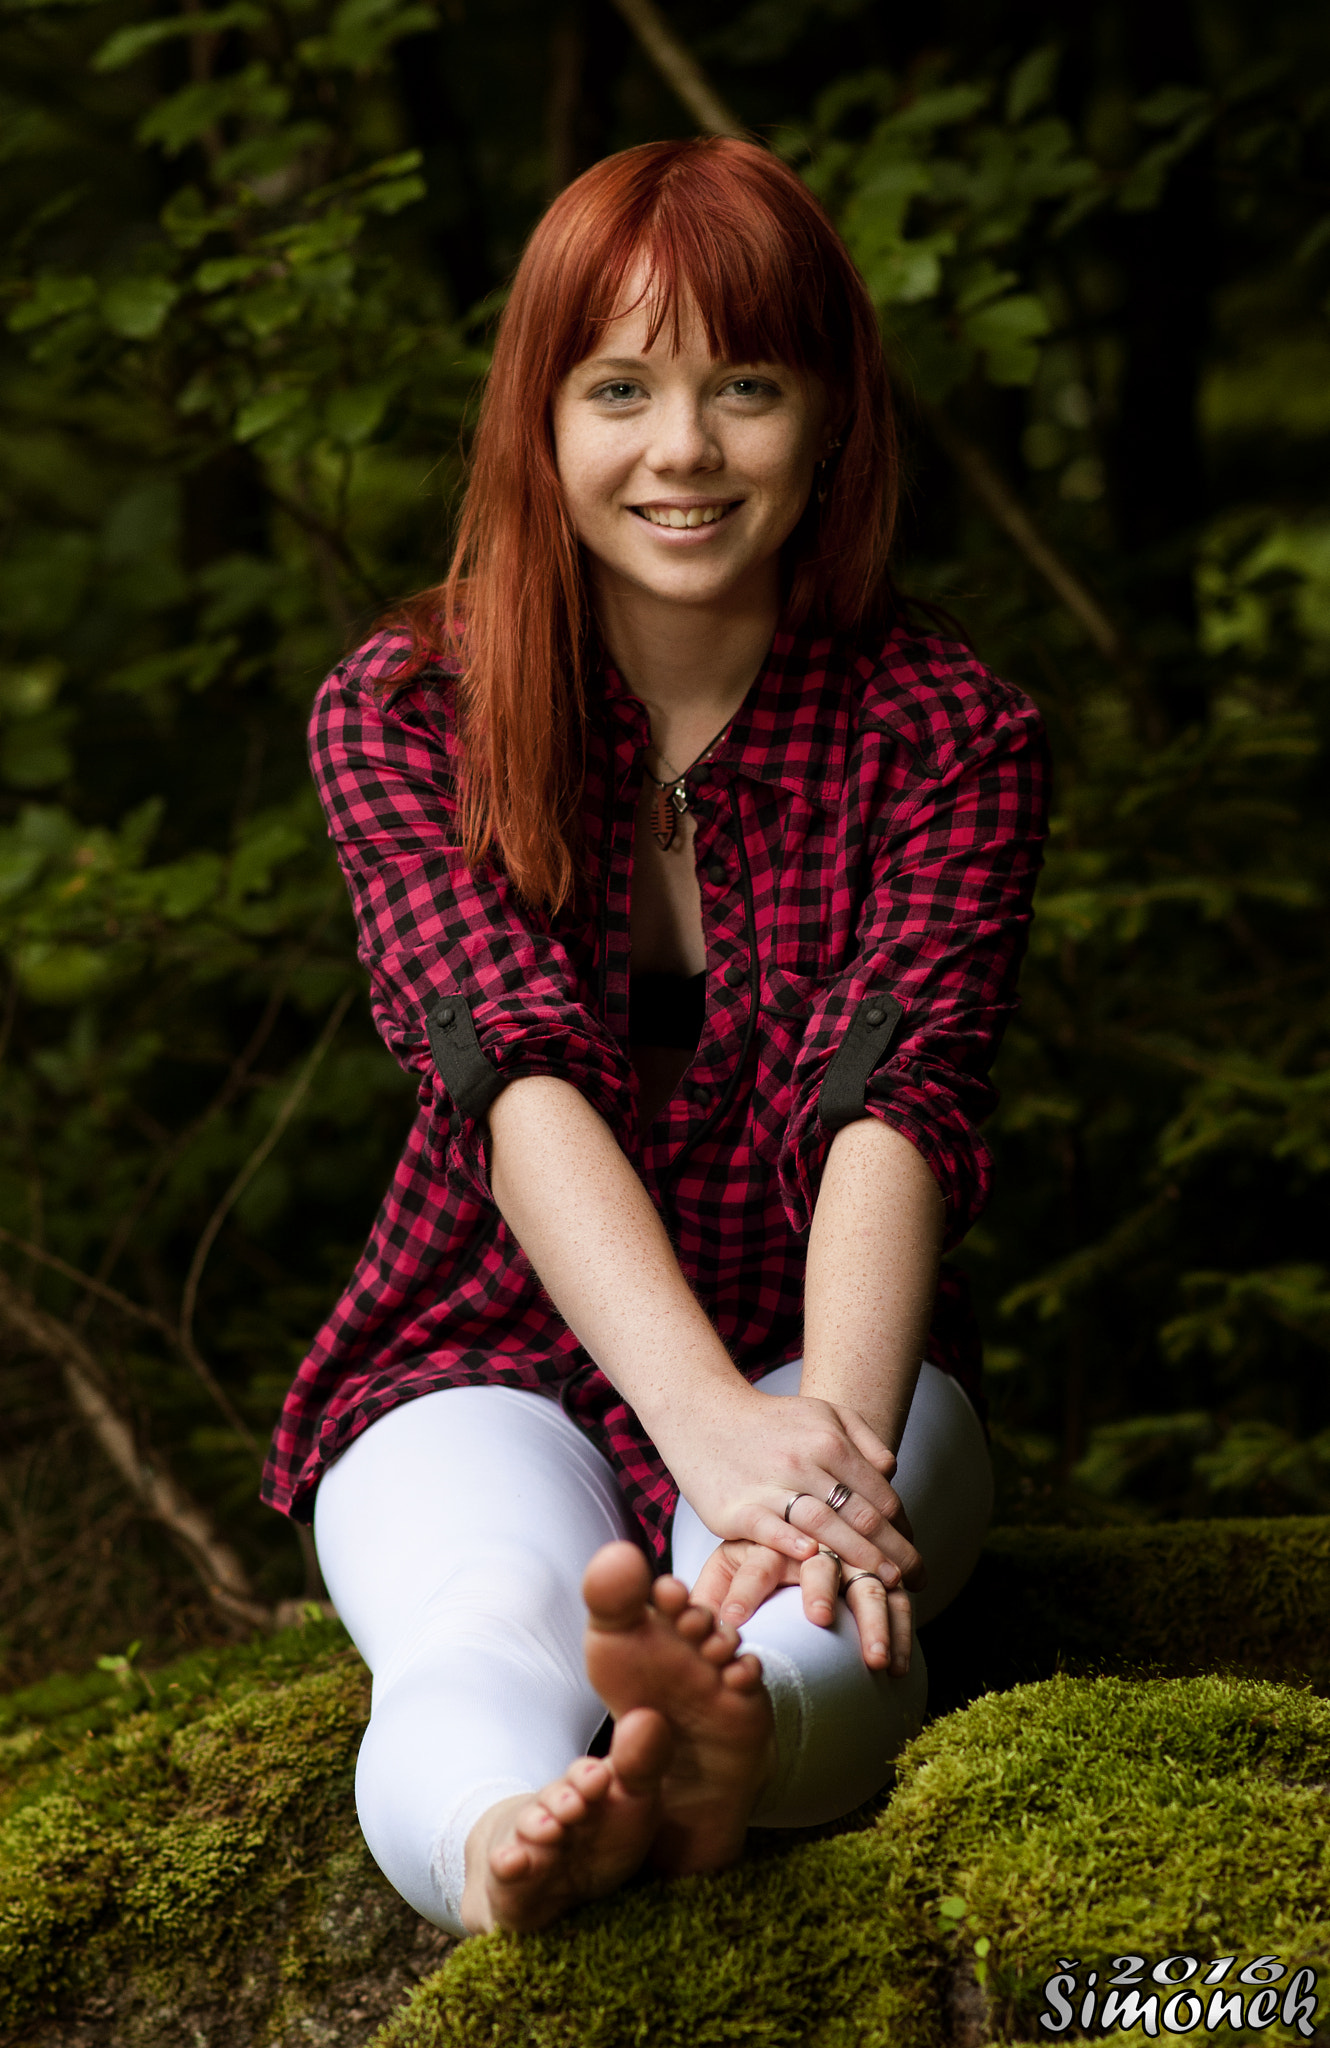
xmin=597 ymin=624 xmax=847 ymax=810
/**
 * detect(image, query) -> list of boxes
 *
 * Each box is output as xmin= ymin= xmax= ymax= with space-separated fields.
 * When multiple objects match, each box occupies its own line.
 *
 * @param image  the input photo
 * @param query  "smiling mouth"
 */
xmin=630 ymin=502 xmax=739 ymax=529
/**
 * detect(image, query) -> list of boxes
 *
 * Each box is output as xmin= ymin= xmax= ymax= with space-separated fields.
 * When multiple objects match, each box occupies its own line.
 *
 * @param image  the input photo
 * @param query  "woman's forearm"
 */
xmin=485 ymin=1076 xmax=927 ymax=1584
xmin=485 ymin=1075 xmax=746 ymax=1443
xmin=799 ymin=1117 xmax=944 ymax=1453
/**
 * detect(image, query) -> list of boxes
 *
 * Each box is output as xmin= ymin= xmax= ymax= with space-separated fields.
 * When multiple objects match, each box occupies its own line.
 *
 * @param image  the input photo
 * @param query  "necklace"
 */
xmin=645 ymin=717 xmax=733 ymax=851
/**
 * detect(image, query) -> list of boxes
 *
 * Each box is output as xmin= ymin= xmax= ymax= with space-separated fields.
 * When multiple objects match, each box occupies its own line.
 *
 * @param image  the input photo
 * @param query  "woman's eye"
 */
xmin=724 ymin=377 xmax=777 ymax=400
xmin=595 ymin=381 xmax=641 ymax=404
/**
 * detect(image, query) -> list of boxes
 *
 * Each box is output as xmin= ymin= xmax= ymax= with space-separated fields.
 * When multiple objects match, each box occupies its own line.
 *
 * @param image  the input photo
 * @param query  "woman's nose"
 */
xmin=645 ymin=397 xmax=721 ymax=474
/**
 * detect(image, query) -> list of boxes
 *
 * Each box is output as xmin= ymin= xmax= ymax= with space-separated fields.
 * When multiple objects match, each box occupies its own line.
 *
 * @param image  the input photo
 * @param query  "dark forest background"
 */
xmin=1 ymin=0 xmax=1328 ymax=1684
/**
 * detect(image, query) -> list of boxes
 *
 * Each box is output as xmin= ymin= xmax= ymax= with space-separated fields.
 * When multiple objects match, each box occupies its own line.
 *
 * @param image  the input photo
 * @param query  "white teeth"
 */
xmin=638 ymin=504 xmax=729 ymax=528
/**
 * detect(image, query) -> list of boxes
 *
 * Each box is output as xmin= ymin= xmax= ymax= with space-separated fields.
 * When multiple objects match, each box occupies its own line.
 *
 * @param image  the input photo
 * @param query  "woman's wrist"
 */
xmin=628 ymin=1354 xmax=759 ymax=1480
xmin=790 ymin=1362 xmax=917 ymax=1459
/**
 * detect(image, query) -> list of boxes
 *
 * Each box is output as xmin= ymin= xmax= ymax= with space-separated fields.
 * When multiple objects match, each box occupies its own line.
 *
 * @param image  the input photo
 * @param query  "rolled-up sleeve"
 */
xmin=310 ymin=642 xmax=636 ymax=1196
xmin=776 ymin=692 xmax=1048 ymax=1248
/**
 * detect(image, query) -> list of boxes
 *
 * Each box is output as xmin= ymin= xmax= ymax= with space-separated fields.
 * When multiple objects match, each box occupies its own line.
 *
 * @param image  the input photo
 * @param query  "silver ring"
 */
xmin=825 ymin=1481 xmax=852 ymax=1513
xmin=817 ymin=1546 xmax=842 ymax=1568
xmin=783 ymin=1492 xmax=810 ymax=1524
xmin=842 ymin=1568 xmax=882 ymax=1591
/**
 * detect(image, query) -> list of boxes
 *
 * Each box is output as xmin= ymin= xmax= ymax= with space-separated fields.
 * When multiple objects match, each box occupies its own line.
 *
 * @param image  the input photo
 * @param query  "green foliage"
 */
xmin=1 ymin=0 xmax=1329 ymax=1665
xmin=0 ymin=0 xmax=481 ymax=1628
xmin=781 ymin=23 xmax=1330 ymax=1523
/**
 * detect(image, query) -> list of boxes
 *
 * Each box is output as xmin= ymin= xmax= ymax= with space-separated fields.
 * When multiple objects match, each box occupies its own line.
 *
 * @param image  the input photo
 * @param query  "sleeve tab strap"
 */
xmin=817 ymin=995 xmax=904 ymax=1133
xmin=426 ymin=996 xmax=506 ymax=1119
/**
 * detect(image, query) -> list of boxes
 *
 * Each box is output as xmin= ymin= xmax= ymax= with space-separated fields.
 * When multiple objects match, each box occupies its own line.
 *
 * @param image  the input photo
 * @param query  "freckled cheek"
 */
xmin=743 ymin=434 xmax=816 ymax=516
xmin=559 ymin=458 xmax=629 ymax=537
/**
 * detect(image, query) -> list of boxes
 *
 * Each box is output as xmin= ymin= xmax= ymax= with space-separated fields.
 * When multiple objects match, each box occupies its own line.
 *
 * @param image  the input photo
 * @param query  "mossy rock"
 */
xmin=0 ymin=1623 xmax=452 ymax=2046
xmin=922 ymin=1516 xmax=1330 ymax=1711
xmin=4 ymin=1519 xmax=1329 ymax=2047
xmin=379 ymin=1673 xmax=1330 ymax=2047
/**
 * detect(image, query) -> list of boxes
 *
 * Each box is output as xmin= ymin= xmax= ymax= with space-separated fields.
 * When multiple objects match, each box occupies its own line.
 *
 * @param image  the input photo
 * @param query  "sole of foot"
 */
xmin=582 ymin=1540 xmax=777 ymax=1878
xmin=461 ymin=1702 xmax=673 ymax=1934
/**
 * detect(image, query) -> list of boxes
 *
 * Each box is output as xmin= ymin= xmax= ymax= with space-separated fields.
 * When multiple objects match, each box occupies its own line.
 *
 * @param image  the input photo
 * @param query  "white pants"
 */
xmin=314 ymin=1359 xmax=992 ymax=1935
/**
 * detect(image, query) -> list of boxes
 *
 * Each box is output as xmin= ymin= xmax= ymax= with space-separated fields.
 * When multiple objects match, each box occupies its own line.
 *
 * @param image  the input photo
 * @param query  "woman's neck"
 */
xmin=591 ymin=566 xmax=779 ymax=764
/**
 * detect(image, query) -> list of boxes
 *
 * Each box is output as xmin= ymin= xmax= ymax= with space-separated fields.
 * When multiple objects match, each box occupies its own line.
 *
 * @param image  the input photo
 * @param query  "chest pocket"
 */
xmin=765 ymin=795 xmax=857 ymax=983
xmin=751 ymin=964 xmax=822 ymax=1166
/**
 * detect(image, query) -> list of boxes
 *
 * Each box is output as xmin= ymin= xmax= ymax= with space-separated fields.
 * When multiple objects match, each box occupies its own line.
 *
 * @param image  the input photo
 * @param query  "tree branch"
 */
xmin=84 ymin=910 xmax=332 ymax=1315
xmin=605 ymin=0 xmax=1132 ymax=669
xmin=0 ymin=1270 xmax=271 ymax=1630
xmin=180 ymin=990 xmax=354 ymax=1359
xmin=0 ymin=1225 xmax=256 ymax=1449
xmin=605 ymin=0 xmax=749 ymax=138
xmin=266 ymin=482 xmax=384 ymax=613
xmin=921 ymin=403 xmax=1127 ymax=664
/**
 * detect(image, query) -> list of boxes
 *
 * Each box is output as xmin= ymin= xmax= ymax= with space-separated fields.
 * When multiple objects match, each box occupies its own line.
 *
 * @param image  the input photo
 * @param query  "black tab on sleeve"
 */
xmin=817 ymin=995 xmax=904 ymax=1133
xmin=426 ymin=996 xmax=506 ymax=1120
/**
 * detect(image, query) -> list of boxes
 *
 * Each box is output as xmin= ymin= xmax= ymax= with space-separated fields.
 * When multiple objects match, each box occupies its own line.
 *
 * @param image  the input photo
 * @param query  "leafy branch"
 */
xmin=606 ymin=0 xmax=1132 ymax=664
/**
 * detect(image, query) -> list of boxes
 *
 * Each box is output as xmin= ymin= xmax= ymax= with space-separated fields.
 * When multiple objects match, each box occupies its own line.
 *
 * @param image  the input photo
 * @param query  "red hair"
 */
xmin=391 ymin=137 xmax=900 ymax=912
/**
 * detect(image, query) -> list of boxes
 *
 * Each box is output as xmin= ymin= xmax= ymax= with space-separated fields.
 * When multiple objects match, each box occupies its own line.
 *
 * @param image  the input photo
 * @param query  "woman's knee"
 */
xmin=741 ymin=1587 xmax=927 ymax=1829
xmin=366 ymin=1541 xmax=592 ymax=1701
xmin=894 ymin=1364 xmax=993 ymax=1626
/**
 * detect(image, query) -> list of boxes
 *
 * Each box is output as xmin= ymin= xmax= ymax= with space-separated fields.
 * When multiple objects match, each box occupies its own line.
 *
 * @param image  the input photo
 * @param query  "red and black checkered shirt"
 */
xmin=261 ymin=621 xmax=1048 ymax=1558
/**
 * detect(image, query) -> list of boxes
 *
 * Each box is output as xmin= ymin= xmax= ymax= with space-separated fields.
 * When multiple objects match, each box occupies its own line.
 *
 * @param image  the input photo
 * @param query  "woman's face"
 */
xmin=552 ymin=283 xmax=832 ymax=617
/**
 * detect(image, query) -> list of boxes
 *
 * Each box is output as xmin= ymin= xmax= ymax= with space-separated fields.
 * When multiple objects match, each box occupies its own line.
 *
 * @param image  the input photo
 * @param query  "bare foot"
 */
xmin=460 ymin=1704 xmax=673 ymax=1933
xmin=583 ymin=1541 xmax=777 ymax=1878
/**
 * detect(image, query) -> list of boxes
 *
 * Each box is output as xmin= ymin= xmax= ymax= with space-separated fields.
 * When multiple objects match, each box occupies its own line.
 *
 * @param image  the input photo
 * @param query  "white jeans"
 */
xmin=314 ymin=1358 xmax=992 ymax=1935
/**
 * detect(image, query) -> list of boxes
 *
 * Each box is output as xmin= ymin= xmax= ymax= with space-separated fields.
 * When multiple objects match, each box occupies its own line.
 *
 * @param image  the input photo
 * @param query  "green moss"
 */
xmin=377 ymin=1675 xmax=1330 ymax=2048
xmin=0 ymin=1620 xmax=454 ymax=2045
xmin=922 ymin=1515 xmax=1330 ymax=1711
xmin=5 ymin=1520 xmax=1329 ymax=2046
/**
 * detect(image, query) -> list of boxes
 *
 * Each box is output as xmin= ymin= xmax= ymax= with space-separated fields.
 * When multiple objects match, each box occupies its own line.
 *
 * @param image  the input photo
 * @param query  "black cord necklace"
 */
xmin=645 ymin=718 xmax=733 ymax=850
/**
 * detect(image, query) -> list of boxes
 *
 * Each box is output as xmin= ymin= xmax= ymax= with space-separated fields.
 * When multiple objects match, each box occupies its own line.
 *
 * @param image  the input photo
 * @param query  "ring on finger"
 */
xmin=784 ymin=1492 xmax=810 ymax=1523
xmin=825 ymin=1480 xmax=852 ymax=1513
xmin=817 ymin=1545 xmax=842 ymax=1570
xmin=841 ymin=1568 xmax=883 ymax=1591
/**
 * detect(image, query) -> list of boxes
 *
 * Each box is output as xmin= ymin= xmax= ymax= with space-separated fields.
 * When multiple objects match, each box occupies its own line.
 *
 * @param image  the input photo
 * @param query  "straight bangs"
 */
xmin=535 ymin=158 xmax=845 ymax=404
xmin=389 ymin=139 xmax=900 ymax=911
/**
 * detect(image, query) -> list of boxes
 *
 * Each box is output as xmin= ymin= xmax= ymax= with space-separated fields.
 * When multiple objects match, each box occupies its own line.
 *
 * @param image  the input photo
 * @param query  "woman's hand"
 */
xmin=656 ymin=1380 xmax=925 ymax=1593
xmin=690 ymin=1536 xmax=915 ymax=1675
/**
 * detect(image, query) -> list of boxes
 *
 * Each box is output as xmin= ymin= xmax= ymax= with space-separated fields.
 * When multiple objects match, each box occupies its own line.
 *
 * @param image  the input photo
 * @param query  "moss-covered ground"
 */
xmin=1 ymin=1622 xmax=451 ymax=2046
xmin=5 ymin=1519 xmax=1329 ymax=2047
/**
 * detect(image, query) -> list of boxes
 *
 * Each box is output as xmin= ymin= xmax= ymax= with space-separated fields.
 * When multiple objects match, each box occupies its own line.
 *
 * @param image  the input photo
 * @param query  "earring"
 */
xmin=816 ymin=439 xmax=842 ymax=507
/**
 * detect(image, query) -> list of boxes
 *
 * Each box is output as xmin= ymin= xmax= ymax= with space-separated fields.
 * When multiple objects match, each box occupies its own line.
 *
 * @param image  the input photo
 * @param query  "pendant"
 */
xmin=649 ymin=782 xmax=687 ymax=851
xmin=650 ymin=787 xmax=677 ymax=850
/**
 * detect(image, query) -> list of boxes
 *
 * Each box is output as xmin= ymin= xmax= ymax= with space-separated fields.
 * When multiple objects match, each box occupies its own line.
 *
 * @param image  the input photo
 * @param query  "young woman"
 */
xmin=262 ymin=136 xmax=1047 ymax=1938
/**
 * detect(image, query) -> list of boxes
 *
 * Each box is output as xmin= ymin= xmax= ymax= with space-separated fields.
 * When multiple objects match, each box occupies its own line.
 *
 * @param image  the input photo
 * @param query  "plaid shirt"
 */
xmin=262 ymin=623 xmax=1048 ymax=1558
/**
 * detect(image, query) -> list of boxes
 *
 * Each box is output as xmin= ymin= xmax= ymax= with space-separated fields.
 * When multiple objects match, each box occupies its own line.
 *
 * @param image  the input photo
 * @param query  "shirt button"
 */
xmin=724 ymin=961 xmax=746 ymax=987
xmin=705 ymin=861 xmax=727 ymax=885
xmin=688 ymin=1082 xmax=710 ymax=1105
xmin=866 ymin=1007 xmax=885 ymax=1026
xmin=438 ymin=1005 xmax=455 ymax=1026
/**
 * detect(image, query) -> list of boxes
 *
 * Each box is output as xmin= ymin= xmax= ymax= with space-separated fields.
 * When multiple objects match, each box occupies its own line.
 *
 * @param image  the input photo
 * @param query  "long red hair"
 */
xmin=390 ymin=137 xmax=900 ymax=912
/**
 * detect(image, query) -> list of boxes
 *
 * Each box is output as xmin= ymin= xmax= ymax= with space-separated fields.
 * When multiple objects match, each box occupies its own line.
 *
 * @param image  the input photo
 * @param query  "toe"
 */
xmin=610 ymin=1705 xmax=673 ymax=1793
xmin=515 ymin=1800 xmax=564 ymax=1845
xmin=490 ymin=1838 xmax=534 ymax=1880
xmin=543 ymin=1781 xmax=588 ymax=1825
xmin=698 ymin=1622 xmax=740 ymax=1665
xmin=720 ymin=1651 xmax=764 ymax=1692
xmin=583 ymin=1541 xmax=652 ymax=1631
xmin=674 ymin=1601 xmax=714 ymax=1642
xmin=566 ymin=1755 xmax=612 ymax=1800
xmin=649 ymin=1574 xmax=690 ymax=1618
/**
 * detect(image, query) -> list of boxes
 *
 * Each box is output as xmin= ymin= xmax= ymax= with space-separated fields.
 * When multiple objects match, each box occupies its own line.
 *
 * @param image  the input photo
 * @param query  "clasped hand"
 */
xmin=664 ymin=1384 xmax=925 ymax=1677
